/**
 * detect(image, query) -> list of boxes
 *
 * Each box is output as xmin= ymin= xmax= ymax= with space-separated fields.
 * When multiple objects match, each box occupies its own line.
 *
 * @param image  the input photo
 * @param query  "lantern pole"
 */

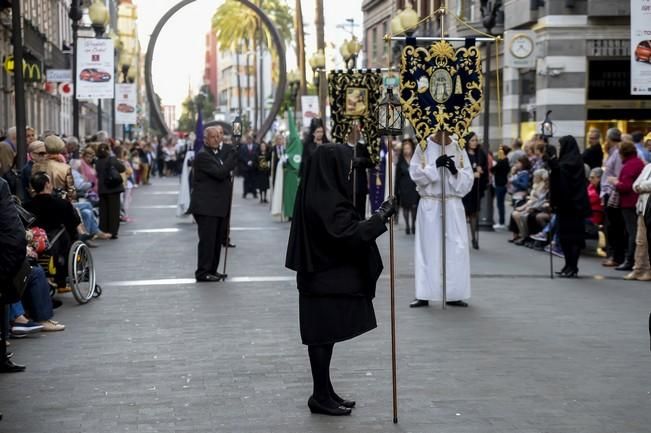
xmin=222 ymin=116 xmax=242 ymax=279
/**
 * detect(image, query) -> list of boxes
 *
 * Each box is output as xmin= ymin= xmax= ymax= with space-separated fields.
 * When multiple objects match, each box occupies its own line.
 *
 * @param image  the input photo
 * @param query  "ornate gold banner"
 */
xmin=328 ymin=70 xmax=383 ymax=165
xmin=400 ymin=40 xmax=483 ymax=150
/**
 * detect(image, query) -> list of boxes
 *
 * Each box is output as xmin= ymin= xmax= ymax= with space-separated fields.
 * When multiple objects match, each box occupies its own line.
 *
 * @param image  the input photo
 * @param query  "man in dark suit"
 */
xmin=189 ymin=126 xmax=238 ymax=282
xmin=238 ymin=132 xmax=259 ymax=199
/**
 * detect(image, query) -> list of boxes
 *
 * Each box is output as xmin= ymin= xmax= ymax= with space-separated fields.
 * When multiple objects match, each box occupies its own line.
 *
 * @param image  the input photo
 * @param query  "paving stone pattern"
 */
xmin=1 ymin=177 xmax=650 ymax=433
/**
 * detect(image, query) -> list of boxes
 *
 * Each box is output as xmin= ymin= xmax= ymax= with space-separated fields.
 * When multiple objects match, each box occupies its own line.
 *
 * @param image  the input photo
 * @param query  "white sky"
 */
xmin=136 ymin=0 xmax=364 ymax=117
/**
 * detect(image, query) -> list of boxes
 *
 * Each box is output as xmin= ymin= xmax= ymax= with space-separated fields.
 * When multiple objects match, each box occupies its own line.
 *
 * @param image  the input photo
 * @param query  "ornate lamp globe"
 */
xmin=314 ymin=49 xmax=326 ymax=69
xmin=376 ymin=85 xmax=404 ymax=137
xmin=232 ymin=116 xmax=243 ymax=141
xmin=390 ymin=14 xmax=404 ymax=35
xmin=89 ymin=0 xmax=109 ymax=37
xmin=541 ymin=110 xmax=554 ymax=139
xmin=399 ymin=3 xmax=420 ymax=35
xmin=340 ymin=39 xmax=351 ymax=63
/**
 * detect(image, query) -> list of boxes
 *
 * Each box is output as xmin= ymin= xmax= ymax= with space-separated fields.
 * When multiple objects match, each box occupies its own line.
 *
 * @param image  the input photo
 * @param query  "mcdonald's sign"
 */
xmin=3 ymin=55 xmax=43 ymax=82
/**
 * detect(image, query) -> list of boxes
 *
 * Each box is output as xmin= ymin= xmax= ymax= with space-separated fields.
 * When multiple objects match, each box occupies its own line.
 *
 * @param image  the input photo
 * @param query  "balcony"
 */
xmin=587 ymin=0 xmax=629 ymax=16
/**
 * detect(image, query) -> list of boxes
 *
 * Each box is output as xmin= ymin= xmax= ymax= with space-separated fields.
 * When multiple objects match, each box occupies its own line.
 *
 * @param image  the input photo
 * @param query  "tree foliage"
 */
xmin=176 ymin=85 xmax=216 ymax=133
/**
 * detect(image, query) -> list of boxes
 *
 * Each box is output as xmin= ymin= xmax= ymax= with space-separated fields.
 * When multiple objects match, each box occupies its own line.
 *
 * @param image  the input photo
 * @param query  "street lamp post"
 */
xmin=89 ymin=0 xmax=109 ymax=133
xmin=69 ymin=0 xmax=83 ymax=139
xmin=309 ymin=50 xmax=326 ymax=120
xmin=287 ymin=70 xmax=300 ymax=108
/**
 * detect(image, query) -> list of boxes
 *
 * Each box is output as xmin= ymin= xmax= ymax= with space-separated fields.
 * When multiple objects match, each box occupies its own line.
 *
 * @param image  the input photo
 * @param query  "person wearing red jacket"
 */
xmin=607 ymin=140 xmax=645 ymax=271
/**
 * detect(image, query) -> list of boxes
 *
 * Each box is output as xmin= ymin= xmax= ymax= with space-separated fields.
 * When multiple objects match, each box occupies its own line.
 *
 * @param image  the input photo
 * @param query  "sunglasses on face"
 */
xmin=33 ymin=151 xmax=46 ymax=156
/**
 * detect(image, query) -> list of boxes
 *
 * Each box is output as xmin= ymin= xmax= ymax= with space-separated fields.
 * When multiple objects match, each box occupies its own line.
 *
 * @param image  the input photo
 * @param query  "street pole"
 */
xmin=11 ymin=0 xmax=26 ymax=170
xmin=70 ymin=0 xmax=82 ymax=139
xmin=97 ymin=99 xmax=102 ymax=131
xmin=295 ymin=0 xmax=306 ymax=111
xmin=479 ymin=40 xmax=495 ymax=231
xmin=315 ymin=0 xmax=326 ymax=121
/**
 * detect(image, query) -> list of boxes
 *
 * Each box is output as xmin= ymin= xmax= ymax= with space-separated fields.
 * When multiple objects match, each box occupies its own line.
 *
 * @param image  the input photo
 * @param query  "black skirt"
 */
xmin=297 ymin=265 xmax=377 ymax=345
xmin=299 ymin=293 xmax=377 ymax=345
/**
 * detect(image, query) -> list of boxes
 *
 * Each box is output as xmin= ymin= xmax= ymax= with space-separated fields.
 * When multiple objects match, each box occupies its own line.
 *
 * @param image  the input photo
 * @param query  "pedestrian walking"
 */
xmin=625 ymin=161 xmax=651 ymax=281
xmin=256 ymin=141 xmax=271 ymax=203
xmin=409 ymin=132 xmax=474 ymax=308
xmin=189 ymin=126 xmax=237 ymax=282
xmin=548 ymin=136 xmax=591 ymax=278
xmin=394 ymin=137 xmax=419 ymax=235
xmin=286 ymin=143 xmax=395 ymax=416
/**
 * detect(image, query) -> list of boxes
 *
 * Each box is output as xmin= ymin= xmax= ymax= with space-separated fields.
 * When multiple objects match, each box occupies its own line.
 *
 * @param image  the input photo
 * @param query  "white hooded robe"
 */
xmin=409 ymin=136 xmax=474 ymax=302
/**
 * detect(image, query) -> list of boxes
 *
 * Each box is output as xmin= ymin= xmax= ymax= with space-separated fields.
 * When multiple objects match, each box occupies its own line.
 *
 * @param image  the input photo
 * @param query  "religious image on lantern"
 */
xmin=345 ymin=87 xmax=368 ymax=117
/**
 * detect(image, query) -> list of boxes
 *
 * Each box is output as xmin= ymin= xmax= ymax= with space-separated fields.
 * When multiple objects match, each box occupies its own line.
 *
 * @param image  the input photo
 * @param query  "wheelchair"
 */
xmin=36 ymin=226 xmax=102 ymax=304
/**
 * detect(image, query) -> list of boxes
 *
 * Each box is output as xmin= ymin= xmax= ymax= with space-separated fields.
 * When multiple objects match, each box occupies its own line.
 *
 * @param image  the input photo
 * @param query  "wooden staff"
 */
xmin=385 ymin=135 xmax=398 ymax=424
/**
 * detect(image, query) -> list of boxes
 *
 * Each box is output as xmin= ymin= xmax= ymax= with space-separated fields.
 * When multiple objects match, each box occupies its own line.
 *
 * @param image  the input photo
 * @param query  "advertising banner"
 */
xmin=631 ymin=0 xmax=651 ymax=95
xmin=115 ymin=83 xmax=137 ymax=124
xmin=76 ymin=38 xmax=114 ymax=99
xmin=301 ymin=95 xmax=320 ymax=129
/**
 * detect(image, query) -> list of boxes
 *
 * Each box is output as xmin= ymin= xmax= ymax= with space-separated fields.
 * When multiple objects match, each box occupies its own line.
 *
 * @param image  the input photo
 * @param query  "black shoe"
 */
xmin=558 ymin=269 xmax=578 ymax=278
xmin=615 ymin=262 xmax=633 ymax=271
xmin=406 ymin=227 xmax=410 ymax=235
xmin=0 ymin=359 xmax=26 ymax=373
xmin=307 ymin=396 xmax=351 ymax=416
xmin=472 ymin=239 xmax=479 ymax=250
xmin=555 ymin=266 xmax=569 ymax=276
xmin=195 ymin=274 xmax=223 ymax=282
xmin=330 ymin=390 xmax=355 ymax=408
xmin=409 ymin=299 xmax=429 ymax=308
xmin=446 ymin=300 xmax=469 ymax=307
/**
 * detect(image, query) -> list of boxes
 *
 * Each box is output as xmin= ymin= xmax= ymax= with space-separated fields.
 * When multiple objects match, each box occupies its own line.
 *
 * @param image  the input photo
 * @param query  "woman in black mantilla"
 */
xmin=299 ymin=118 xmax=329 ymax=180
xmin=547 ymin=135 xmax=590 ymax=277
xmin=395 ymin=137 xmax=419 ymax=234
xmin=286 ymin=143 xmax=396 ymax=416
xmin=462 ymin=132 xmax=488 ymax=249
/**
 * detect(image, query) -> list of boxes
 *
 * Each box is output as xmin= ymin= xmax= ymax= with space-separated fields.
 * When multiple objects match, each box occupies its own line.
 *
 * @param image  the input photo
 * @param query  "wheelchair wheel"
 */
xmin=67 ymin=240 xmax=96 ymax=304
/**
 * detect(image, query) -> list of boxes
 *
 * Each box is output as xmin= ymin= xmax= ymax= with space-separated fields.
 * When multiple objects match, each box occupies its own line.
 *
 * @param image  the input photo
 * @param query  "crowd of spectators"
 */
xmin=483 ymin=127 xmax=651 ymax=279
xmin=0 ymin=125 xmax=159 ymax=371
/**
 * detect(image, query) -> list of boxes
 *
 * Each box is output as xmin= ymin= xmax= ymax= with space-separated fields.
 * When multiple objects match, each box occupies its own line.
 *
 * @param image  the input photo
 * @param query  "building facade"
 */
xmin=203 ymin=31 xmax=218 ymax=105
xmin=362 ymin=0 xmax=649 ymax=150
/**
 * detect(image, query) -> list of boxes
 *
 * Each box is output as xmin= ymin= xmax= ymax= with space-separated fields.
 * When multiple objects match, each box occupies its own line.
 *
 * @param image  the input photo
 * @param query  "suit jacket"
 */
xmin=189 ymin=145 xmax=236 ymax=217
xmin=32 ymin=157 xmax=77 ymax=200
xmin=238 ymin=143 xmax=260 ymax=174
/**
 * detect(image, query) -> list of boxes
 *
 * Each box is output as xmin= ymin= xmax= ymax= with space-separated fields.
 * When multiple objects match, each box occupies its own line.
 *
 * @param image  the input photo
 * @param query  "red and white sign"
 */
xmin=115 ymin=83 xmax=137 ymax=124
xmin=76 ymin=37 xmax=114 ymax=99
xmin=58 ymin=82 xmax=73 ymax=97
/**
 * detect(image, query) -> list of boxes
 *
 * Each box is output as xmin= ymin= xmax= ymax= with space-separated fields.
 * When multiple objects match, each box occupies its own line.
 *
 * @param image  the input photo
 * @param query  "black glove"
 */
xmin=375 ymin=196 xmax=398 ymax=222
xmin=436 ymin=155 xmax=458 ymax=175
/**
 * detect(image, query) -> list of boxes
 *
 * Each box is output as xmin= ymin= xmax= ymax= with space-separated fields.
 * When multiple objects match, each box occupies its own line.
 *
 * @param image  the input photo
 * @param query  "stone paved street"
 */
xmin=2 ymin=177 xmax=651 ymax=433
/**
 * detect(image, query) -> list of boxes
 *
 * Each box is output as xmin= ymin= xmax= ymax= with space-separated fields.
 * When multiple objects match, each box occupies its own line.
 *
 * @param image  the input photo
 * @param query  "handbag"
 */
xmin=104 ymin=157 xmax=123 ymax=189
xmin=607 ymin=190 xmax=620 ymax=208
xmin=0 ymin=259 xmax=31 ymax=304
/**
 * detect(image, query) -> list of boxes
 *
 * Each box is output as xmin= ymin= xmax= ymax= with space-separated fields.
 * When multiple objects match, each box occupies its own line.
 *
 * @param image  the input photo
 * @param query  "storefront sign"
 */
xmin=301 ymin=95 xmax=320 ymax=129
xmin=3 ymin=55 xmax=43 ymax=82
xmin=115 ymin=83 xmax=137 ymax=124
xmin=76 ymin=37 xmax=114 ymax=99
xmin=631 ymin=0 xmax=651 ymax=95
xmin=46 ymin=69 xmax=72 ymax=82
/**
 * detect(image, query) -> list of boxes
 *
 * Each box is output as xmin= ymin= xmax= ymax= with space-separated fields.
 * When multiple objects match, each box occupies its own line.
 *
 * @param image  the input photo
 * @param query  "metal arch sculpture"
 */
xmin=145 ymin=0 xmax=287 ymax=143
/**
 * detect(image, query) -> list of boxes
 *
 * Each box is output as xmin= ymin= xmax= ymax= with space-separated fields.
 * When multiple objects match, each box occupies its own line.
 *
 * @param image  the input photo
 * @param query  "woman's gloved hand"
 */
xmin=375 ymin=196 xmax=398 ymax=222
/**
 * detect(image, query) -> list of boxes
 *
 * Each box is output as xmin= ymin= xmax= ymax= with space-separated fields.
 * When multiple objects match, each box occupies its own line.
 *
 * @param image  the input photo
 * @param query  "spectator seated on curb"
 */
xmin=510 ymin=168 xmax=550 ymax=246
xmin=20 ymin=261 xmax=65 ymax=332
xmin=508 ymin=155 xmax=532 ymax=210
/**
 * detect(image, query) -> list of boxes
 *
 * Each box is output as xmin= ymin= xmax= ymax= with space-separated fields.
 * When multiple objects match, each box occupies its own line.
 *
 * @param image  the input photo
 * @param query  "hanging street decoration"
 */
xmin=399 ymin=39 xmax=483 ymax=150
xmin=328 ymin=70 xmax=384 ymax=165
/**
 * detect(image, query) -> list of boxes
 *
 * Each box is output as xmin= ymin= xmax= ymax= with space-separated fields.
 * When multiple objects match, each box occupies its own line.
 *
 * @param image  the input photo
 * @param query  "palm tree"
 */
xmin=212 ymin=0 xmax=293 ymax=129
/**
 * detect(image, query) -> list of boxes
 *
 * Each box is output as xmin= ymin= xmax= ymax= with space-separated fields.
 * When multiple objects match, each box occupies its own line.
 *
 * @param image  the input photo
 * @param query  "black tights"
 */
xmin=468 ymin=212 xmax=479 ymax=242
xmin=560 ymin=238 xmax=582 ymax=273
xmin=308 ymin=343 xmax=340 ymax=406
xmin=402 ymin=206 xmax=417 ymax=232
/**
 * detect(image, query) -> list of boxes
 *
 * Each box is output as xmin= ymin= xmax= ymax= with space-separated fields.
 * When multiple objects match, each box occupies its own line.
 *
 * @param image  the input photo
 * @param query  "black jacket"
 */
xmin=25 ymin=193 xmax=81 ymax=239
xmin=189 ymin=145 xmax=237 ymax=217
xmin=0 ymin=178 xmax=26 ymax=284
xmin=95 ymin=156 xmax=126 ymax=195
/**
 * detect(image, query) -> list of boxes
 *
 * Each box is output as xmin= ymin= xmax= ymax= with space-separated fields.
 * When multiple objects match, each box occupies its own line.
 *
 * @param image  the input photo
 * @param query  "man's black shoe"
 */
xmin=0 ymin=359 xmax=26 ymax=373
xmin=615 ymin=262 xmax=633 ymax=271
xmin=446 ymin=300 xmax=469 ymax=307
xmin=409 ymin=299 xmax=429 ymax=308
xmin=196 ymin=274 xmax=223 ymax=282
xmin=222 ymin=243 xmax=236 ymax=248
